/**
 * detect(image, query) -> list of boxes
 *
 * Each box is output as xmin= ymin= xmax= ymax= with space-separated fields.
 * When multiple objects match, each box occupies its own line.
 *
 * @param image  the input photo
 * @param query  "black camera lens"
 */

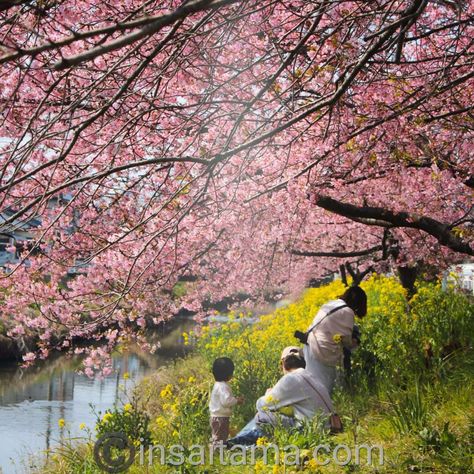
xmin=294 ymin=330 xmax=308 ymax=345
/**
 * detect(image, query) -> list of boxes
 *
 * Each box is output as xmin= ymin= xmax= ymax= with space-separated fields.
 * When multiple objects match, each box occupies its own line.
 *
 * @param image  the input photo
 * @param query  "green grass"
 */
xmin=36 ymin=278 xmax=474 ymax=473
xmin=36 ymin=351 xmax=474 ymax=474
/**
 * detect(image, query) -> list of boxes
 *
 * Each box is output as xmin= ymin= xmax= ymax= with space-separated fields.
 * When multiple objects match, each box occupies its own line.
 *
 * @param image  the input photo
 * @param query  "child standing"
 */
xmin=209 ymin=357 xmax=243 ymax=445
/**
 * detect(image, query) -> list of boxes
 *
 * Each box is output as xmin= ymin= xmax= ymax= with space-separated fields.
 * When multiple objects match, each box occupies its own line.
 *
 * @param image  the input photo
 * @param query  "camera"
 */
xmin=294 ymin=330 xmax=308 ymax=345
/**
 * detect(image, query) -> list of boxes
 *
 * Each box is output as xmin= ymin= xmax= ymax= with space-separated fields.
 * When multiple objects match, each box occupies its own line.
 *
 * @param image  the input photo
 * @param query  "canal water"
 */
xmin=0 ymin=317 xmax=196 ymax=474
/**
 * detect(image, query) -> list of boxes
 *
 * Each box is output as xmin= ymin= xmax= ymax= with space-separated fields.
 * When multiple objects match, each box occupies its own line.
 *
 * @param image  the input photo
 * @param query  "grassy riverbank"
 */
xmin=40 ymin=276 xmax=474 ymax=473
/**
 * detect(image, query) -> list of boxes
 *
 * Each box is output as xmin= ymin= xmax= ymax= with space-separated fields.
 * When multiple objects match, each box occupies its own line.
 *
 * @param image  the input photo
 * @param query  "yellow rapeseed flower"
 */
xmin=265 ymin=394 xmax=277 ymax=404
xmin=306 ymin=458 xmax=320 ymax=471
xmin=254 ymin=460 xmax=266 ymax=474
xmin=123 ymin=403 xmax=133 ymax=412
xmin=160 ymin=384 xmax=173 ymax=399
xmin=278 ymin=406 xmax=294 ymax=417
xmin=58 ymin=418 xmax=65 ymax=429
xmin=155 ymin=416 xmax=168 ymax=430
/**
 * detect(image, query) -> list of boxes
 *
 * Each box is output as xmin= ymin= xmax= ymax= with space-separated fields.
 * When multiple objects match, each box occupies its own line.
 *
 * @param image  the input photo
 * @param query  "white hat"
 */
xmin=280 ymin=346 xmax=303 ymax=360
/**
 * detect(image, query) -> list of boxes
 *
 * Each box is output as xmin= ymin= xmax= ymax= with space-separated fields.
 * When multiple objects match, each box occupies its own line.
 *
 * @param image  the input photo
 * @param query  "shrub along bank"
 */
xmin=41 ymin=275 xmax=474 ymax=473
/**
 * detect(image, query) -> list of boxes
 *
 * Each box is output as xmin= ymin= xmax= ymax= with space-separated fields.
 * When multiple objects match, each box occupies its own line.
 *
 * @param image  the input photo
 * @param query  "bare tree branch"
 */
xmin=314 ymin=195 xmax=474 ymax=256
xmin=54 ymin=0 xmax=243 ymax=70
xmin=291 ymin=244 xmax=384 ymax=258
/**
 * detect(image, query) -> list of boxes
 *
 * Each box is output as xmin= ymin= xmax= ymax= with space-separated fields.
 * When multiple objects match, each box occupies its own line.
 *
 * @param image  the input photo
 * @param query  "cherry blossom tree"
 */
xmin=0 ymin=0 xmax=472 ymax=367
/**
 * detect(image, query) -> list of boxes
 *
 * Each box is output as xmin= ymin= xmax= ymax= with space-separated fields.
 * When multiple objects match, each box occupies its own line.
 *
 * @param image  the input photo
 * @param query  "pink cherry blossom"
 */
xmin=0 ymin=0 xmax=472 ymax=372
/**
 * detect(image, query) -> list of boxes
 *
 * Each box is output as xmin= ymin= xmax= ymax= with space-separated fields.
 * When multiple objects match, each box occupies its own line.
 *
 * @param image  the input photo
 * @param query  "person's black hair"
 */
xmin=282 ymin=353 xmax=306 ymax=371
xmin=341 ymin=286 xmax=367 ymax=317
xmin=212 ymin=357 xmax=235 ymax=382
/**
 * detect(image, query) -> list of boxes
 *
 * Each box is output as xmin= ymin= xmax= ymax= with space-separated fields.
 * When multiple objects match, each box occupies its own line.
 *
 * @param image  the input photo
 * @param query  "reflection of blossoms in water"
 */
xmin=22 ymin=352 xmax=36 ymax=363
xmin=83 ymin=347 xmax=113 ymax=378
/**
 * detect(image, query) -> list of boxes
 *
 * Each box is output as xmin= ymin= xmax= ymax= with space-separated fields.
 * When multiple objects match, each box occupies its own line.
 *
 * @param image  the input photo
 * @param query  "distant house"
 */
xmin=445 ymin=262 xmax=474 ymax=295
xmin=0 ymin=209 xmax=41 ymax=268
xmin=0 ymin=194 xmax=74 ymax=270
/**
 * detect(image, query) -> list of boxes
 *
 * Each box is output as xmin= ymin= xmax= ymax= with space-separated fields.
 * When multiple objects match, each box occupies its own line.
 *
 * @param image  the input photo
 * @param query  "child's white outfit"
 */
xmin=209 ymin=381 xmax=238 ymax=444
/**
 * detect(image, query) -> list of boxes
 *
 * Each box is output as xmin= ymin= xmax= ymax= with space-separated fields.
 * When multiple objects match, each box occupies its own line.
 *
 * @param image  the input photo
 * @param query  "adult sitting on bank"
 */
xmin=301 ymin=286 xmax=367 ymax=395
xmin=227 ymin=346 xmax=333 ymax=446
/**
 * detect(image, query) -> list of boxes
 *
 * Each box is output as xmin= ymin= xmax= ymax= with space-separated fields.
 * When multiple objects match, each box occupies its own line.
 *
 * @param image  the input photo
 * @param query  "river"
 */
xmin=0 ymin=317 xmax=196 ymax=474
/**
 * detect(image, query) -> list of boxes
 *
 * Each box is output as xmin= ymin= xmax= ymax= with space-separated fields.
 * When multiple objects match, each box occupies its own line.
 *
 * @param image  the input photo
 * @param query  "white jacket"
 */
xmin=209 ymin=381 xmax=238 ymax=417
xmin=256 ymin=368 xmax=332 ymax=421
xmin=307 ymin=299 xmax=355 ymax=367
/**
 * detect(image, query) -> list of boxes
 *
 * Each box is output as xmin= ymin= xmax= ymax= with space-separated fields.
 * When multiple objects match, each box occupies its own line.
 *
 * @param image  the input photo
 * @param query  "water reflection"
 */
xmin=0 ymin=317 xmax=195 ymax=474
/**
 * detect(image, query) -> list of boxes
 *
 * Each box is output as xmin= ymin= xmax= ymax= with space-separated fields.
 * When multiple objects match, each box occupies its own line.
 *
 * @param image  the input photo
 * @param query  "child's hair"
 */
xmin=212 ymin=357 xmax=235 ymax=382
xmin=282 ymin=353 xmax=306 ymax=371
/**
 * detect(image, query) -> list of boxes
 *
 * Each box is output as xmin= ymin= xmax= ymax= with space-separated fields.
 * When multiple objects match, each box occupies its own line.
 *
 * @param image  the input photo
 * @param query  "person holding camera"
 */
xmin=295 ymin=286 xmax=367 ymax=395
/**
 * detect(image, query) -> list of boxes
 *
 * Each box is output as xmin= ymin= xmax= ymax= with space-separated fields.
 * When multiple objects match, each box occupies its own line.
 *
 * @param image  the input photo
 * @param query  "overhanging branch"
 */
xmin=314 ymin=194 xmax=474 ymax=256
xmin=291 ymin=245 xmax=383 ymax=258
xmin=0 ymin=0 xmax=31 ymax=12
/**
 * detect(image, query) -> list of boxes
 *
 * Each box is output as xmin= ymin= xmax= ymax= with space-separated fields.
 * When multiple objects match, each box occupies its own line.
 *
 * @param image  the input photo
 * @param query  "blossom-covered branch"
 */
xmin=0 ymin=0 xmax=472 ymax=370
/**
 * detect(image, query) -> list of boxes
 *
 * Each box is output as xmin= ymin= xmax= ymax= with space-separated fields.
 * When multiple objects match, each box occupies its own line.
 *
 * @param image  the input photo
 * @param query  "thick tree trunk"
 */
xmin=397 ymin=265 xmax=418 ymax=298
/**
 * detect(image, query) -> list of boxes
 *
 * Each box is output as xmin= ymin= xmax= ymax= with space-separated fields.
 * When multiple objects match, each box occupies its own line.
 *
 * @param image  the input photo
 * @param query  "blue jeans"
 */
xmin=226 ymin=417 xmax=263 ymax=446
xmin=227 ymin=412 xmax=297 ymax=446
